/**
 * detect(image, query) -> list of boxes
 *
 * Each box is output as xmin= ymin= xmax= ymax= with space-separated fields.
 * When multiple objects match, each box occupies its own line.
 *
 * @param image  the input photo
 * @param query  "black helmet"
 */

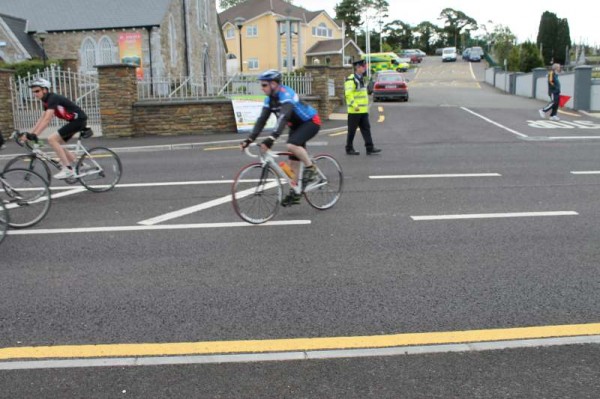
xmin=258 ymin=69 xmax=282 ymax=83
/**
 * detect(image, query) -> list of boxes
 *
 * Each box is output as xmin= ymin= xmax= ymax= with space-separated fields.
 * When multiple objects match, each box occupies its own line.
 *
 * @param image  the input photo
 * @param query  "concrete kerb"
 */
xmin=0 ymin=126 xmax=348 ymax=160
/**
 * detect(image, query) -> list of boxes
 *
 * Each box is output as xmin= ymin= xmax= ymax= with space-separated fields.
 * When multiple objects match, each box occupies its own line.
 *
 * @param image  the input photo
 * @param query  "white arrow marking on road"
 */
xmin=7 ymin=220 xmax=311 ymax=235
xmin=138 ymin=181 xmax=280 ymax=225
xmin=411 ymin=211 xmax=578 ymax=221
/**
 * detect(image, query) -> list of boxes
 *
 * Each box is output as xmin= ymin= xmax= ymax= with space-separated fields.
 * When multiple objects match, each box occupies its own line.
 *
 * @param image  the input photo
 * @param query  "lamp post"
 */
xmin=234 ymin=17 xmax=245 ymax=73
xmin=35 ymin=30 xmax=48 ymax=69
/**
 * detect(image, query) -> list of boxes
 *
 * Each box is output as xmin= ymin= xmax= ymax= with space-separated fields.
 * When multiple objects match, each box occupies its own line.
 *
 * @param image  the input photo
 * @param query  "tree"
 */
xmin=536 ymin=11 xmax=571 ymax=65
xmin=383 ymin=20 xmax=413 ymax=51
xmin=438 ymin=8 xmax=478 ymax=48
xmin=507 ymin=41 xmax=543 ymax=72
xmin=364 ymin=0 xmax=390 ymax=51
xmin=490 ymin=25 xmax=516 ymax=67
xmin=335 ymin=0 xmax=363 ymax=38
xmin=414 ymin=21 xmax=439 ymax=54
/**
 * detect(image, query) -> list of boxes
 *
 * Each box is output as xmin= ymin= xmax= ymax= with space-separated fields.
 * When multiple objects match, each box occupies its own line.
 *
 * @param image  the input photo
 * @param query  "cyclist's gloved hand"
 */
xmin=261 ymin=136 xmax=275 ymax=149
xmin=240 ymin=138 xmax=253 ymax=149
xmin=25 ymin=132 xmax=38 ymax=142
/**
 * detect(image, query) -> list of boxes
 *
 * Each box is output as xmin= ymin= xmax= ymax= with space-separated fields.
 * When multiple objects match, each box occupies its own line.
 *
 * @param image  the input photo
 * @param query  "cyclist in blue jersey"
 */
xmin=240 ymin=69 xmax=321 ymax=206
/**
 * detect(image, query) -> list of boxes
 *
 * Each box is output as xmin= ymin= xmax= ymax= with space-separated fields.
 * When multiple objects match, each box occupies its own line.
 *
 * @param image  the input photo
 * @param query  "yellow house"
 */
xmin=219 ymin=0 xmax=342 ymax=74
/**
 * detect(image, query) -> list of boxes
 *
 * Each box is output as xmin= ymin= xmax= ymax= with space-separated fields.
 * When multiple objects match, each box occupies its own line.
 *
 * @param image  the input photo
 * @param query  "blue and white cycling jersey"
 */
xmin=263 ymin=85 xmax=318 ymax=129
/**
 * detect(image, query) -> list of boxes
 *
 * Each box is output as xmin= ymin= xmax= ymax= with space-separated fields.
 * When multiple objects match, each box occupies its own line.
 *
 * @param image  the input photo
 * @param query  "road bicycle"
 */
xmin=0 ymin=167 xmax=51 ymax=229
xmin=232 ymin=144 xmax=343 ymax=224
xmin=0 ymin=200 xmax=7 ymax=245
xmin=5 ymin=129 xmax=122 ymax=192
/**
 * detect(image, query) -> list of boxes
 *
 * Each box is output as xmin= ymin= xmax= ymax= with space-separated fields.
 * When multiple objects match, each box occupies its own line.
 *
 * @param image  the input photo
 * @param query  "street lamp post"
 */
xmin=234 ymin=17 xmax=245 ymax=73
xmin=35 ymin=30 xmax=48 ymax=69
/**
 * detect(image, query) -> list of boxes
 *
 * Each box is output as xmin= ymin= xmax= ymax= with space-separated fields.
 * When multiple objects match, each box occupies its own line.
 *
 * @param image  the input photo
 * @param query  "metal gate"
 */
xmin=10 ymin=65 xmax=101 ymax=136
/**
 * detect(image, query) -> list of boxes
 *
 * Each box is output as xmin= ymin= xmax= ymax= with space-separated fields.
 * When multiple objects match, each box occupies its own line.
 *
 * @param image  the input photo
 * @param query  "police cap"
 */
xmin=352 ymin=59 xmax=366 ymax=67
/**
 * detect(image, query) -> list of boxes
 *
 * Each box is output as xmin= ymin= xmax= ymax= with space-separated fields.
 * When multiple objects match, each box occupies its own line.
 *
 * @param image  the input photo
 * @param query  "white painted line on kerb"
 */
xmin=411 ymin=211 xmax=578 ymax=221
xmin=138 ymin=181 xmax=279 ymax=225
xmin=370 ymin=173 xmax=501 ymax=179
xmin=571 ymin=171 xmax=600 ymax=175
xmin=461 ymin=107 xmax=529 ymax=138
xmin=7 ymin=220 xmax=311 ymax=235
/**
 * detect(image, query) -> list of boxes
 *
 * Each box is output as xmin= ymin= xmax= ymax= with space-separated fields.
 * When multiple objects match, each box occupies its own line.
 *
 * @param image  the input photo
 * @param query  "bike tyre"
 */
xmin=232 ymin=163 xmax=282 ymax=224
xmin=77 ymin=147 xmax=122 ymax=192
xmin=0 ymin=168 xmax=51 ymax=229
xmin=304 ymin=154 xmax=343 ymax=210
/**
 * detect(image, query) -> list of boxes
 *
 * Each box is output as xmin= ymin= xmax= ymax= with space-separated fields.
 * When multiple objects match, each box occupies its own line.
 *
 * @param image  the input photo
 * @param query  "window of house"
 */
xmin=225 ymin=27 xmax=235 ymax=39
xmin=169 ymin=14 xmax=178 ymax=67
xmin=247 ymin=58 xmax=259 ymax=70
xmin=282 ymin=57 xmax=296 ymax=68
xmin=80 ymin=37 xmax=97 ymax=73
xmin=343 ymin=55 xmax=353 ymax=66
xmin=246 ymin=25 xmax=258 ymax=37
xmin=98 ymin=36 xmax=116 ymax=65
xmin=312 ymin=23 xmax=332 ymax=38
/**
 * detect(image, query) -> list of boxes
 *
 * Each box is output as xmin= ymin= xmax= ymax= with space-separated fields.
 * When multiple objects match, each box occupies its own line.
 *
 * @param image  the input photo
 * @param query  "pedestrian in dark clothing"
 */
xmin=539 ymin=63 xmax=562 ymax=121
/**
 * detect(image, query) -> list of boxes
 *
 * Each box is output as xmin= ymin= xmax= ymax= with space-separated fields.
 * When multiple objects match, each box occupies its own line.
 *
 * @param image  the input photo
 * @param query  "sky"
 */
xmin=264 ymin=0 xmax=600 ymax=46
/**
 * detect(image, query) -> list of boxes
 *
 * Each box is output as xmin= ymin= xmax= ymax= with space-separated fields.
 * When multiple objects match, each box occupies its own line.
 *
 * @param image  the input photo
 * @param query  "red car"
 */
xmin=371 ymin=72 xmax=409 ymax=102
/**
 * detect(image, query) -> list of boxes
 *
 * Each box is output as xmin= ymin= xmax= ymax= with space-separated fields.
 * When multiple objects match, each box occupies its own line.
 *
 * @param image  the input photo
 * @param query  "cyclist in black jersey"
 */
xmin=23 ymin=78 xmax=88 ymax=179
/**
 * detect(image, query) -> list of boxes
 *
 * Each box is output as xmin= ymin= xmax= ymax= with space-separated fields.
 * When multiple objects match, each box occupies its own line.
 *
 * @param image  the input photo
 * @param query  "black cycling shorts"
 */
xmin=58 ymin=118 xmax=88 ymax=142
xmin=287 ymin=120 xmax=319 ymax=148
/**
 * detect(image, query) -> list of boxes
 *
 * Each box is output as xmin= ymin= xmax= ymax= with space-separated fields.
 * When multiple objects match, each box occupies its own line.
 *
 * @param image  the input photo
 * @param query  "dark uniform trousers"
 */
xmin=346 ymin=113 xmax=374 ymax=152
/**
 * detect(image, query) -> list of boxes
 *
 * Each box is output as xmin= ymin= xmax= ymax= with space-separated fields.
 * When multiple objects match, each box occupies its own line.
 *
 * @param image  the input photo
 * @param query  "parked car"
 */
xmin=370 ymin=72 xmax=409 ymax=102
xmin=462 ymin=48 xmax=471 ymax=60
xmin=398 ymin=49 xmax=422 ymax=63
xmin=415 ymin=49 xmax=427 ymax=57
xmin=442 ymin=47 xmax=457 ymax=62
xmin=468 ymin=48 xmax=482 ymax=62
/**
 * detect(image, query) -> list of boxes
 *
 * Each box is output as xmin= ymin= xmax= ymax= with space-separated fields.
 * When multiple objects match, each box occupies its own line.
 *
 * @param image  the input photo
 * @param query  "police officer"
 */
xmin=344 ymin=59 xmax=381 ymax=155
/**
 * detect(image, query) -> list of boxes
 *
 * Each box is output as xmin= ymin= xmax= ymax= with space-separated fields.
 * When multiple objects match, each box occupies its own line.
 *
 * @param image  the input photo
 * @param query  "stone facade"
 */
xmin=0 ymin=69 xmax=14 ymax=138
xmin=97 ymin=65 xmax=138 ymax=137
xmin=306 ymin=45 xmax=362 ymax=67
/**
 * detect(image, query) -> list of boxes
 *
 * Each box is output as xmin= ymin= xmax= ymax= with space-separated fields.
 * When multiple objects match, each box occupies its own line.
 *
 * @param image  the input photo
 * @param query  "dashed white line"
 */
xmin=370 ymin=173 xmax=501 ymax=179
xmin=411 ymin=211 xmax=578 ymax=221
xmin=571 ymin=171 xmax=600 ymax=175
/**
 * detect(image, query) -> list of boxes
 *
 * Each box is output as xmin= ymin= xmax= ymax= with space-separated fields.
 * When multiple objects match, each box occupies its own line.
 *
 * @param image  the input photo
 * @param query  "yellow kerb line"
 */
xmin=329 ymin=131 xmax=347 ymax=137
xmin=204 ymin=145 xmax=240 ymax=151
xmin=1 ymin=322 xmax=599 ymax=360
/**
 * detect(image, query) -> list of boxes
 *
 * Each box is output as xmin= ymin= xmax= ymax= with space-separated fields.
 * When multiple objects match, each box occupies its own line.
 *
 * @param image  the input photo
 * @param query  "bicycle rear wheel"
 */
xmin=3 ymin=154 xmax=52 ymax=184
xmin=0 ymin=201 xmax=8 ymax=245
xmin=77 ymin=147 xmax=122 ymax=192
xmin=304 ymin=154 xmax=343 ymax=210
xmin=232 ymin=163 xmax=282 ymax=224
xmin=0 ymin=168 xmax=51 ymax=228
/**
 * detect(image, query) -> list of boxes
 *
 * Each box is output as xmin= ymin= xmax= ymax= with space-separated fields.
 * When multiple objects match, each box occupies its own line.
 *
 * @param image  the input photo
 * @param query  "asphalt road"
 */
xmin=1 ymin=56 xmax=599 ymax=398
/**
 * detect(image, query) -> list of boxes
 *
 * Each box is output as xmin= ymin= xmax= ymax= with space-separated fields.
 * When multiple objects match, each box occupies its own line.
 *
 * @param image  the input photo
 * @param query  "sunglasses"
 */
xmin=32 ymin=89 xmax=42 ymax=93
xmin=260 ymin=83 xmax=269 ymax=88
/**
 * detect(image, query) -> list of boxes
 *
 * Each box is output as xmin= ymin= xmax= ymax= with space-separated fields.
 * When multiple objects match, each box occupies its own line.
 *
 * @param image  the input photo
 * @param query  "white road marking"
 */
xmin=370 ymin=173 xmax=501 ymax=179
xmin=411 ymin=211 xmax=578 ymax=221
xmin=138 ymin=181 xmax=280 ymax=225
xmin=7 ymin=220 xmax=311 ymax=235
xmin=1 ymin=335 xmax=598 ymax=370
xmin=461 ymin=107 xmax=529 ymax=138
xmin=571 ymin=171 xmax=600 ymax=175
xmin=50 ymin=187 xmax=87 ymax=198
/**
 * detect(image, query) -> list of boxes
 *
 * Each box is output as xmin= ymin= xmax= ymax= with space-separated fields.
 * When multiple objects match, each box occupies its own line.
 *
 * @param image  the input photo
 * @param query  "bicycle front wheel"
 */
xmin=304 ymin=154 xmax=343 ymax=210
xmin=232 ymin=163 xmax=282 ymax=224
xmin=77 ymin=147 xmax=122 ymax=192
xmin=0 ymin=168 xmax=51 ymax=229
xmin=0 ymin=201 xmax=8 ymax=245
xmin=3 ymin=154 xmax=52 ymax=184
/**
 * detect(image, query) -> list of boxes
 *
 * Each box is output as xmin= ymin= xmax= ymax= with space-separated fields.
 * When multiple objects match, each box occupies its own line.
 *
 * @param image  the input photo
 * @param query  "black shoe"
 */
xmin=366 ymin=148 xmax=381 ymax=155
xmin=302 ymin=165 xmax=318 ymax=188
xmin=346 ymin=149 xmax=360 ymax=155
xmin=281 ymin=190 xmax=301 ymax=207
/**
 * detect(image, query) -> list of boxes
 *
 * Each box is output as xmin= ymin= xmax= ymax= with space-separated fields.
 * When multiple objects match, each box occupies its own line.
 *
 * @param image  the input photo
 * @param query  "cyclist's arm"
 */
xmin=248 ymin=107 xmax=271 ymax=142
xmin=31 ymin=109 xmax=54 ymax=136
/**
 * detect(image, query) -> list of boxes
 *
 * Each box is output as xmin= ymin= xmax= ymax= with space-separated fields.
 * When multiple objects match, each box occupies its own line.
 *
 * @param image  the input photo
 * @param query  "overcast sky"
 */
xmin=242 ymin=0 xmax=599 ymax=46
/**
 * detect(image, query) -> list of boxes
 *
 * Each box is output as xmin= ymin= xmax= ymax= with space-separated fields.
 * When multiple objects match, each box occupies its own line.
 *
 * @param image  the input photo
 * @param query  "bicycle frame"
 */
xmin=243 ymin=145 xmax=327 ymax=195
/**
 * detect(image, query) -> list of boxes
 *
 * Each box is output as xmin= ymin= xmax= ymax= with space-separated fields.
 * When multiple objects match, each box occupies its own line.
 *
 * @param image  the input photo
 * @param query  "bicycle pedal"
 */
xmin=64 ymin=177 xmax=78 ymax=184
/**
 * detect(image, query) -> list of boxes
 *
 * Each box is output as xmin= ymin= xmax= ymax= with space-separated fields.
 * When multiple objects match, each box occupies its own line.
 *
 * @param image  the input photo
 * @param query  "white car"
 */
xmin=442 ymin=47 xmax=457 ymax=62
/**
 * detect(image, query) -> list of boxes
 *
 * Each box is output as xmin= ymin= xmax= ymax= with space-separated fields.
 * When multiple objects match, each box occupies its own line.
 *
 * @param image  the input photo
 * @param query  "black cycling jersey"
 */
xmin=42 ymin=92 xmax=87 ymax=121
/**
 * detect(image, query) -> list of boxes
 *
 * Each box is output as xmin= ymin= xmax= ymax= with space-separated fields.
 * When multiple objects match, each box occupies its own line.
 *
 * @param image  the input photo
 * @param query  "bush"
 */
xmin=0 ymin=59 xmax=63 ymax=77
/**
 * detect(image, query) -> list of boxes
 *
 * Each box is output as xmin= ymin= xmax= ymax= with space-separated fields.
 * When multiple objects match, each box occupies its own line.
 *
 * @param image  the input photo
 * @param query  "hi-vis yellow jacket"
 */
xmin=345 ymin=73 xmax=369 ymax=114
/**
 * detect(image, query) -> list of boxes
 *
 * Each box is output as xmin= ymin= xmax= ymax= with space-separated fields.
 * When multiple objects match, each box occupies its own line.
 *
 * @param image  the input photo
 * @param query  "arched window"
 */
xmin=312 ymin=22 xmax=332 ymax=38
xmin=80 ymin=37 xmax=97 ymax=73
xmin=169 ymin=14 xmax=178 ymax=67
xmin=98 ymin=36 xmax=116 ymax=65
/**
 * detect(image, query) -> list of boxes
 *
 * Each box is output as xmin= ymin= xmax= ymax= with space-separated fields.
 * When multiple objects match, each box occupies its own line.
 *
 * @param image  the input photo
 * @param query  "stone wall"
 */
xmin=97 ymin=65 xmax=138 ymax=137
xmin=0 ymin=69 xmax=14 ymax=139
xmin=133 ymin=100 xmax=237 ymax=136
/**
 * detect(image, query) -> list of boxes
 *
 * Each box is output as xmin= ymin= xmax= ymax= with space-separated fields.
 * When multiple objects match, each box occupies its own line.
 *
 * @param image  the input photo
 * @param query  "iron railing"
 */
xmin=138 ymin=73 xmax=313 ymax=101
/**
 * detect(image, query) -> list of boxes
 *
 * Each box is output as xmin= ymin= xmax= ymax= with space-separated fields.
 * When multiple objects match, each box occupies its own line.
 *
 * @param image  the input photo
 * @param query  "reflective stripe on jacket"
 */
xmin=345 ymin=74 xmax=369 ymax=114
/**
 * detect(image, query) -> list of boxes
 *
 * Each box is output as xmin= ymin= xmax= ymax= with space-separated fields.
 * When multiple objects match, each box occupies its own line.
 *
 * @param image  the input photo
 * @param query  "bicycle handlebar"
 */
xmin=243 ymin=142 xmax=279 ymax=160
xmin=10 ymin=130 xmax=39 ymax=149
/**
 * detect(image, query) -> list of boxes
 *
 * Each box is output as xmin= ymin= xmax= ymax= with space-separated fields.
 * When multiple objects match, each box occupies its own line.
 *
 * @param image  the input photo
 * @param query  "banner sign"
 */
xmin=231 ymin=95 xmax=276 ymax=134
xmin=119 ymin=32 xmax=143 ymax=79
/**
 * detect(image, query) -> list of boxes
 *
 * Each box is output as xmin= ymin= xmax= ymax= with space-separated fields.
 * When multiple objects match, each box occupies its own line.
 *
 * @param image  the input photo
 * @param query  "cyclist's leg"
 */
xmin=49 ymin=119 xmax=87 ymax=167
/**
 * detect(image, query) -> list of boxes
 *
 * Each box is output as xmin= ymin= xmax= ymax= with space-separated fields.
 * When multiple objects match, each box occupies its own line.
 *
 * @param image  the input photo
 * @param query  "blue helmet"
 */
xmin=258 ymin=69 xmax=282 ymax=83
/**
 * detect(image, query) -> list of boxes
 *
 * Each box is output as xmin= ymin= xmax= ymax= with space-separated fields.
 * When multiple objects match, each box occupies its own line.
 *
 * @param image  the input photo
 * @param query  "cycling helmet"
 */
xmin=29 ymin=78 xmax=51 ymax=89
xmin=258 ymin=69 xmax=282 ymax=83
